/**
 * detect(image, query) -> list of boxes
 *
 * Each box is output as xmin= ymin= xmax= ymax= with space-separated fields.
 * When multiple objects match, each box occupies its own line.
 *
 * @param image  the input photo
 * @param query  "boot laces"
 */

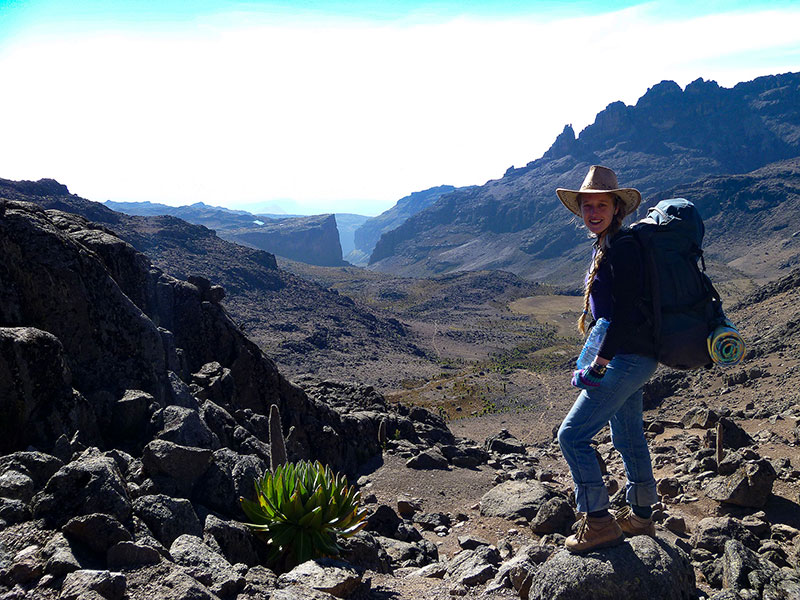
xmin=575 ymin=515 xmax=589 ymax=541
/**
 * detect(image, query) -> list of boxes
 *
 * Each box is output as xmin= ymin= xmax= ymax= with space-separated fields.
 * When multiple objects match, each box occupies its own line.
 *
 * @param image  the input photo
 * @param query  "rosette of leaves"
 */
xmin=240 ymin=460 xmax=368 ymax=566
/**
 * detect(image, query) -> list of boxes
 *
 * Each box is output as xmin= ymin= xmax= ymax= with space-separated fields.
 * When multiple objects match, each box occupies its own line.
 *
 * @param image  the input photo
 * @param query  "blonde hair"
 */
xmin=577 ymin=195 xmax=626 ymax=336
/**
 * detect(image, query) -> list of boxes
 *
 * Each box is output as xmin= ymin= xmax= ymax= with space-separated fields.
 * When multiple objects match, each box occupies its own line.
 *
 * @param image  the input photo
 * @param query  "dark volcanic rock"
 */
xmin=705 ymin=458 xmax=778 ymax=508
xmin=63 ymin=513 xmax=133 ymax=555
xmin=480 ymin=481 xmax=561 ymax=521
xmin=32 ymin=448 xmax=131 ymax=527
xmin=132 ymin=494 xmax=202 ymax=547
xmin=142 ymin=440 xmax=213 ymax=498
xmin=0 ymin=327 xmax=98 ymax=454
xmin=691 ymin=517 xmax=760 ymax=554
xmin=527 ymin=537 xmax=695 ymax=600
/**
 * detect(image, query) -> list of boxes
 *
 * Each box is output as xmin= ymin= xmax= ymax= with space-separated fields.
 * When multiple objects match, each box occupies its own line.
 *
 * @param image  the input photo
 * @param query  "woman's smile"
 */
xmin=579 ymin=193 xmax=618 ymax=235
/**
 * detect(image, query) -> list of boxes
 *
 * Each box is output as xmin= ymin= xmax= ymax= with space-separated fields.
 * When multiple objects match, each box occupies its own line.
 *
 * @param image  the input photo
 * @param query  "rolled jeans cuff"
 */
xmin=575 ymin=482 xmax=610 ymax=514
xmin=626 ymin=479 xmax=659 ymax=508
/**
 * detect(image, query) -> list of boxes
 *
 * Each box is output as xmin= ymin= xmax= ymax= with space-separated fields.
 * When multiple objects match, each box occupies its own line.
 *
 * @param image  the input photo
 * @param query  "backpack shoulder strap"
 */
xmin=621 ymin=226 xmax=662 ymax=348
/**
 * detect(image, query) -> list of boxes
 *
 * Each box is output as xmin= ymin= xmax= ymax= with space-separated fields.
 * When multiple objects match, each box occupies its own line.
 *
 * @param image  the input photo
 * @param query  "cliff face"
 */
xmin=369 ymin=72 xmax=800 ymax=283
xmin=224 ymin=214 xmax=346 ymax=267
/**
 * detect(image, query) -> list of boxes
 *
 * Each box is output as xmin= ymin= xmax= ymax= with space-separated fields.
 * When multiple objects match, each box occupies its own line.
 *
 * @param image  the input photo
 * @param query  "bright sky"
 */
xmin=1 ymin=1 xmax=799 ymax=216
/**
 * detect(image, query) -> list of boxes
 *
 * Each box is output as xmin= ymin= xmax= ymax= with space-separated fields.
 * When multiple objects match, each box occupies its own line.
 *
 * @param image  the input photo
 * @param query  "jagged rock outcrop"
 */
xmin=369 ymin=72 xmax=800 ymax=283
xmin=0 ymin=198 xmax=374 ymax=469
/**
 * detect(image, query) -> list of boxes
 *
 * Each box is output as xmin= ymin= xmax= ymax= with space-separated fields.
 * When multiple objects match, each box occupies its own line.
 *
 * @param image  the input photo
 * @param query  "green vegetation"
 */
xmin=240 ymin=460 xmax=368 ymax=568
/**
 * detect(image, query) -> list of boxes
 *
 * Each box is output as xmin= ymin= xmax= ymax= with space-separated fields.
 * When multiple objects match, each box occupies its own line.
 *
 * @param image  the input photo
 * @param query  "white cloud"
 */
xmin=0 ymin=4 xmax=799 ymax=215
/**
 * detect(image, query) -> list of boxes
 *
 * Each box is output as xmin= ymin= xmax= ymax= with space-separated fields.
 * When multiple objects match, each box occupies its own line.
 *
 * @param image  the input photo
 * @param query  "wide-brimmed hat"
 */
xmin=556 ymin=165 xmax=641 ymax=217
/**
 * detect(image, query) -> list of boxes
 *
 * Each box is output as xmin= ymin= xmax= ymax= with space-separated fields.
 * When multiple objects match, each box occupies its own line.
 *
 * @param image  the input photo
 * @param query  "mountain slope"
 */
xmin=369 ymin=72 xmax=800 ymax=285
xmin=0 ymin=178 xmax=430 ymax=385
xmin=350 ymin=185 xmax=458 ymax=265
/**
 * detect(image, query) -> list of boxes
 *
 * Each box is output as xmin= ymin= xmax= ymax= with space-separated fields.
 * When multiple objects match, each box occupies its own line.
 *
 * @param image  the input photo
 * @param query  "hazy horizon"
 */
xmin=2 ymin=0 xmax=799 ymax=217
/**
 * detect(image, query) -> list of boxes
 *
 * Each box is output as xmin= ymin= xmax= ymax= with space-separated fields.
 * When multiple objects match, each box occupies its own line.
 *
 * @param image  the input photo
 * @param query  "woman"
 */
xmin=555 ymin=165 xmax=659 ymax=553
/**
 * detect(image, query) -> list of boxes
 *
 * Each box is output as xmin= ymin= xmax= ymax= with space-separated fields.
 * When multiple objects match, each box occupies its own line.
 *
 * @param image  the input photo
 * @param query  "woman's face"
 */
xmin=579 ymin=192 xmax=618 ymax=235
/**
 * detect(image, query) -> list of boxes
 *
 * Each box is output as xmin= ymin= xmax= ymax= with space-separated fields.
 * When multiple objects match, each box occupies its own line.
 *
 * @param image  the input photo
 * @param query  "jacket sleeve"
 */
xmin=596 ymin=236 xmax=645 ymax=361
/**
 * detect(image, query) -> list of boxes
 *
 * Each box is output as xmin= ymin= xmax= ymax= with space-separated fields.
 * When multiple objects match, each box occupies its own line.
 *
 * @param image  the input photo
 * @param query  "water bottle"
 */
xmin=576 ymin=318 xmax=610 ymax=369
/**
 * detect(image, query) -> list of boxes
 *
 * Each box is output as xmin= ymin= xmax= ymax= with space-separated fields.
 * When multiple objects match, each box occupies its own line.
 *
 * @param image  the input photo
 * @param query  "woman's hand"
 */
xmin=571 ymin=364 xmax=606 ymax=389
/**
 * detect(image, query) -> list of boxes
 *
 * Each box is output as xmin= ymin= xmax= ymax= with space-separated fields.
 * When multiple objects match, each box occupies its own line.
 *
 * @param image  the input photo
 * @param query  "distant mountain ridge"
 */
xmin=368 ymin=72 xmax=800 ymax=285
xmin=105 ymin=200 xmax=347 ymax=267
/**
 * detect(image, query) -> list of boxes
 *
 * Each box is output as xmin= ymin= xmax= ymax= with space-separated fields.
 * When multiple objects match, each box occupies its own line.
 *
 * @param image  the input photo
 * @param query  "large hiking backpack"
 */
xmin=630 ymin=198 xmax=726 ymax=370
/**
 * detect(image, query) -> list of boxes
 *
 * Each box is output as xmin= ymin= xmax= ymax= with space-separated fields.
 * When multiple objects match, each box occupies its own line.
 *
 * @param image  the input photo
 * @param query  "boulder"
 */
xmin=156 ymin=406 xmax=218 ymax=449
xmin=446 ymin=544 xmax=501 ymax=587
xmin=271 ymin=585 xmax=338 ymax=600
xmin=690 ymin=517 xmax=760 ymax=554
xmin=42 ymin=533 xmax=81 ymax=577
xmin=170 ymin=534 xmax=246 ymax=598
xmin=718 ymin=418 xmax=755 ymax=450
xmin=106 ymin=541 xmax=162 ymax=569
xmin=0 ymin=327 xmax=99 ymax=454
xmin=481 ymin=480 xmax=560 ymax=521
xmin=705 ymin=459 xmax=777 ymax=508
xmin=413 ymin=512 xmax=451 ymax=531
xmin=721 ymin=539 xmax=776 ymax=594
xmin=365 ymin=505 xmax=402 ymax=539
xmin=142 ymin=439 xmax=213 ymax=497
xmin=124 ymin=564 xmax=218 ymax=600
xmin=491 ymin=546 xmax=550 ymax=600
xmin=60 ymin=569 xmax=126 ymax=600
xmin=457 ymin=535 xmax=491 ymax=551
xmin=203 ymin=514 xmax=261 ymax=567
xmin=132 ymin=494 xmax=202 ymax=547
xmin=681 ymin=407 xmax=719 ymax=429
xmin=32 ymin=448 xmax=131 ymax=527
xmin=375 ymin=536 xmax=438 ymax=568
xmin=529 ymin=497 xmax=575 ymax=535
xmin=485 ymin=430 xmax=526 ymax=455
xmin=406 ymin=448 xmax=449 ymax=470
xmin=527 ymin=537 xmax=695 ymax=600
xmin=63 ymin=513 xmax=133 ymax=555
xmin=0 ymin=470 xmax=34 ymax=503
xmin=338 ymin=531 xmax=391 ymax=574
xmin=277 ymin=558 xmax=364 ymax=598
xmin=193 ymin=448 xmax=266 ymax=515
xmin=0 ymin=452 xmax=63 ymax=491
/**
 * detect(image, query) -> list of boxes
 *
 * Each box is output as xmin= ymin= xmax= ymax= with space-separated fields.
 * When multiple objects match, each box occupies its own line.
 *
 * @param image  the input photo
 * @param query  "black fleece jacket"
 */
xmin=590 ymin=230 xmax=657 ymax=361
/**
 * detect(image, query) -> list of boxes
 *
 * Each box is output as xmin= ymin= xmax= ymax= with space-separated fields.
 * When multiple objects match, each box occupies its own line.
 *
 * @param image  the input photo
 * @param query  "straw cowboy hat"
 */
xmin=556 ymin=165 xmax=641 ymax=217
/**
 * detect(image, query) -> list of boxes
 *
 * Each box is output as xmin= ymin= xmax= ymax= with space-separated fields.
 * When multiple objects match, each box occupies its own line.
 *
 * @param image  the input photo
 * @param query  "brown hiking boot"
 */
xmin=615 ymin=505 xmax=656 ymax=537
xmin=565 ymin=514 xmax=624 ymax=553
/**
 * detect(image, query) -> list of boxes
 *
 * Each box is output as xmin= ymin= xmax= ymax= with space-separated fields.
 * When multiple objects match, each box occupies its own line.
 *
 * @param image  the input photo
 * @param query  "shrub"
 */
xmin=240 ymin=460 xmax=368 ymax=567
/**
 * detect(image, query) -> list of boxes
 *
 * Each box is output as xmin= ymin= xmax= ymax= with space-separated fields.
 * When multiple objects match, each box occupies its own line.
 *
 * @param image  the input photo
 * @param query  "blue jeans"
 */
xmin=557 ymin=353 xmax=659 ymax=514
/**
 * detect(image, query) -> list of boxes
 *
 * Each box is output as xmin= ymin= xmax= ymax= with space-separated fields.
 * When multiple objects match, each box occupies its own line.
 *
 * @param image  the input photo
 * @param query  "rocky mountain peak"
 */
xmin=3 ymin=177 xmax=71 ymax=197
xmin=542 ymin=124 xmax=577 ymax=160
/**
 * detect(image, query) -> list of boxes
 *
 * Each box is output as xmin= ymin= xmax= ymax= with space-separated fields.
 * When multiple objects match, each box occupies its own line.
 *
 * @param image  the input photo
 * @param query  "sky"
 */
xmin=1 ymin=1 xmax=799 ymax=216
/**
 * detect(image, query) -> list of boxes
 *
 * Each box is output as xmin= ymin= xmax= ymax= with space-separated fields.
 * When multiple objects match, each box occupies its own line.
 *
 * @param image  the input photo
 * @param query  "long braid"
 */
xmin=577 ymin=197 xmax=626 ymax=336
